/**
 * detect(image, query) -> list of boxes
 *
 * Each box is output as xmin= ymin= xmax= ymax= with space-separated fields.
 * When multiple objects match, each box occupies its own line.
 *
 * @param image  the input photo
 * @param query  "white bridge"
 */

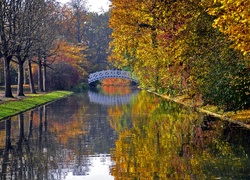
xmin=88 ymin=70 xmax=138 ymax=84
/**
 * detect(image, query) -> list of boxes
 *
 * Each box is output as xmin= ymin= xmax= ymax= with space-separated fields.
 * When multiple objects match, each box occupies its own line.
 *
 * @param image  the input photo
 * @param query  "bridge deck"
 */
xmin=88 ymin=70 xmax=138 ymax=84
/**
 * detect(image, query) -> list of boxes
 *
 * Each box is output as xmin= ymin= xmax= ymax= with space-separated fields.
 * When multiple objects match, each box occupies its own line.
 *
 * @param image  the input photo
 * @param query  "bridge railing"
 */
xmin=88 ymin=70 xmax=138 ymax=84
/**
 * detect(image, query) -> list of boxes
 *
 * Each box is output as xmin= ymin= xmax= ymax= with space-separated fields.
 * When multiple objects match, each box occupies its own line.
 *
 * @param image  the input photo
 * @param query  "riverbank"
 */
xmin=147 ymin=89 xmax=250 ymax=130
xmin=0 ymin=91 xmax=73 ymax=120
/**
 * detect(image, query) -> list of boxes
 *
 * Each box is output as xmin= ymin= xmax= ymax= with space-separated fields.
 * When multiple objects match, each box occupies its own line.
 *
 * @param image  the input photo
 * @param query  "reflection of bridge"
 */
xmin=88 ymin=70 xmax=138 ymax=84
xmin=88 ymin=90 xmax=139 ymax=106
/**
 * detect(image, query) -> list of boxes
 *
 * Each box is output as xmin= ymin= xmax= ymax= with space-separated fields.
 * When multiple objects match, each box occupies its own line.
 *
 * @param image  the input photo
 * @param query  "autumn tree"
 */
xmin=109 ymin=0 xmax=196 ymax=90
xmin=57 ymin=0 xmax=88 ymax=44
xmin=109 ymin=0 xmax=250 ymax=110
xmin=208 ymin=0 xmax=250 ymax=56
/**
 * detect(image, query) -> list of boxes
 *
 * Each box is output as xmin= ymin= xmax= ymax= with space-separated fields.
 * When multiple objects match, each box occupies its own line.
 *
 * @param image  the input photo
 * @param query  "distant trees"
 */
xmin=57 ymin=1 xmax=112 ymax=72
xmin=82 ymin=12 xmax=112 ymax=72
xmin=55 ymin=0 xmax=112 ymax=83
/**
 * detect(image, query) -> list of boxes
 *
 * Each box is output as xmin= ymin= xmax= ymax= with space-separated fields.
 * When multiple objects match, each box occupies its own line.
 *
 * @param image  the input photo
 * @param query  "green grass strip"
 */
xmin=0 ymin=91 xmax=73 ymax=120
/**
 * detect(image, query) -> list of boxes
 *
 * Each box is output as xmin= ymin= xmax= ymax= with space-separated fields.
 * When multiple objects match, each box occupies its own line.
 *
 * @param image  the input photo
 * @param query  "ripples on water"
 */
xmin=0 ymin=88 xmax=250 ymax=179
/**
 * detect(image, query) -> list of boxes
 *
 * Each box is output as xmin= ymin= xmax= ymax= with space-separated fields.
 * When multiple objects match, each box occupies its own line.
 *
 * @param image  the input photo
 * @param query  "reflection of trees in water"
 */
xmin=0 ymin=93 xmax=118 ymax=179
xmin=0 ymin=108 xmax=52 ymax=179
xmin=110 ymin=92 xmax=250 ymax=179
xmin=82 ymin=96 xmax=118 ymax=154
xmin=0 ymin=105 xmax=91 ymax=179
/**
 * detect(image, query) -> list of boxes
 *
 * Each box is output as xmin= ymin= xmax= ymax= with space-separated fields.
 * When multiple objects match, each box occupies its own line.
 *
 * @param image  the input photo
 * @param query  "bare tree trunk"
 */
xmin=4 ymin=56 xmax=13 ymax=98
xmin=43 ymin=58 xmax=47 ymax=92
xmin=38 ymin=53 xmax=44 ymax=92
xmin=17 ymin=59 xmax=25 ymax=96
xmin=28 ymin=59 xmax=36 ymax=94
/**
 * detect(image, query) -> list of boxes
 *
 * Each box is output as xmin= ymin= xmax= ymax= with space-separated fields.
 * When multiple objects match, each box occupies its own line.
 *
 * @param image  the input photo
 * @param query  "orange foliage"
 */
xmin=102 ymin=78 xmax=131 ymax=86
xmin=48 ymin=40 xmax=89 ymax=75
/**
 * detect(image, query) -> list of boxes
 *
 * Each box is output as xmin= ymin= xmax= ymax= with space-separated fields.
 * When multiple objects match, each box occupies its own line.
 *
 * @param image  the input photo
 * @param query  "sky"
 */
xmin=60 ymin=0 xmax=111 ymax=13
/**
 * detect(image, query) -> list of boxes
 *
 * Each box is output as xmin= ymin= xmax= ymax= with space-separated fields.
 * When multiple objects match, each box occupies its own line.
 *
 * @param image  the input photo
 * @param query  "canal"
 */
xmin=0 ymin=87 xmax=250 ymax=179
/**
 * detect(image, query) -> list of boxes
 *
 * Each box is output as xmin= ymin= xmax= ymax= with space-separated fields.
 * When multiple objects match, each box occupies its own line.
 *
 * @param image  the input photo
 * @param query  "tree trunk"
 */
xmin=17 ymin=59 xmax=25 ymax=96
xmin=43 ymin=58 xmax=47 ymax=92
xmin=38 ymin=53 xmax=44 ymax=92
xmin=28 ymin=59 xmax=36 ymax=94
xmin=4 ymin=56 xmax=13 ymax=98
xmin=24 ymin=61 xmax=28 ymax=85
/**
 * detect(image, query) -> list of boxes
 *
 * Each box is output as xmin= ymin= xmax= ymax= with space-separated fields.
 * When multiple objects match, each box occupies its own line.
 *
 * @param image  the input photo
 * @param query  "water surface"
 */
xmin=0 ymin=87 xmax=250 ymax=179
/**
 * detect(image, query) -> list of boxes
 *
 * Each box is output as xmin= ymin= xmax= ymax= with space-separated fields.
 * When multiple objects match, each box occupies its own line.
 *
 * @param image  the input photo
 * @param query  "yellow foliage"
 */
xmin=208 ymin=0 xmax=250 ymax=55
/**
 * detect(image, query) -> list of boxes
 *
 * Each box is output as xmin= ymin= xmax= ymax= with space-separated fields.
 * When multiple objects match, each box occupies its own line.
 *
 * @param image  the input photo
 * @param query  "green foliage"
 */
xmin=72 ymin=83 xmax=89 ymax=92
xmin=202 ymin=60 xmax=250 ymax=111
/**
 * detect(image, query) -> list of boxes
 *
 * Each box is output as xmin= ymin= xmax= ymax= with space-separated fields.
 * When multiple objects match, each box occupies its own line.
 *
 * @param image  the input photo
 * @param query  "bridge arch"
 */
xmin=88 ymin=70 xmax=138 ymax=84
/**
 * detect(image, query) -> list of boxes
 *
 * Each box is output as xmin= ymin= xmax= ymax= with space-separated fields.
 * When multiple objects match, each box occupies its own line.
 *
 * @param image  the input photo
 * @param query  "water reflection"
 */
xmin=0 ymin=88 xmax=250 ymax=179
xmin=109 ymin=91 xmax=250 ymax=180
xmin=88 ymin=90 xmax=139 ymax=106
xmin=0 ymin=92 xmax=117 ymax=180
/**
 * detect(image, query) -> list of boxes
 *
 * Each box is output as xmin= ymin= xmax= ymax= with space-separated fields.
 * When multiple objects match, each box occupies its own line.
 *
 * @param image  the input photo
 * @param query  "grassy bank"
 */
xmin=0 ymin=91 xmax=73 ymax=120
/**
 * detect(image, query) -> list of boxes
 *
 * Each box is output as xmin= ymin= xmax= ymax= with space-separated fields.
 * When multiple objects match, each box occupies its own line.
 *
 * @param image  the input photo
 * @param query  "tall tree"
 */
xmin=0 ymin=0 xmax=16 ymax=97
xmin=109 ymin=0 xmax=194 ymax=89
xmin=32 ymin=0 xmax=59 ymax=92
xmin=15 ymin=0 xmax=54 ymax=96
xmin=27 ymin=58 xmax=36 ymax=93
xmin=0 ymin=0 xmax=58 ymax=96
